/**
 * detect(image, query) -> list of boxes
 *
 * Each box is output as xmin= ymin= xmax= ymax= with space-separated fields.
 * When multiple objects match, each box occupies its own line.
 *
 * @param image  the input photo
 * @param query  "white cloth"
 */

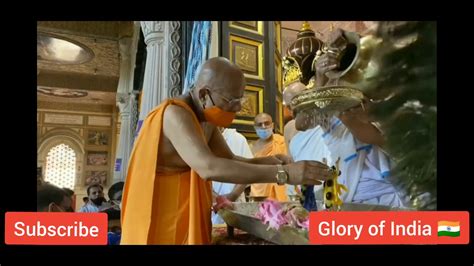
xmin=288 ymin=117 xmax=404 ymax=208
xmin=212 ymin=128 xmax=253 ymax=224
xmin=289 ymin=126 xmax=330 ymax=199
xmin=321 ymin=117 xmax=404 ymax=207
xmin=78 ymin=202 xmax=111 ymax=213
xmin=351 ymin=145 xmax=404 ymax=207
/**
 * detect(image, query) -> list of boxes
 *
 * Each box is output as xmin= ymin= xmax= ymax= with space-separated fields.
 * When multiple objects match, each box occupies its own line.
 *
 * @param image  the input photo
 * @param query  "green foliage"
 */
xmin=364 ymin=21 xmax=437 ymax=209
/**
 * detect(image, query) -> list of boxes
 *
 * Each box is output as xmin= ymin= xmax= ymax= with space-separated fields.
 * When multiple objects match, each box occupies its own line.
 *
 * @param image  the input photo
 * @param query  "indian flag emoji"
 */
xmin=437 ymin=221 xmax=460 ymax=237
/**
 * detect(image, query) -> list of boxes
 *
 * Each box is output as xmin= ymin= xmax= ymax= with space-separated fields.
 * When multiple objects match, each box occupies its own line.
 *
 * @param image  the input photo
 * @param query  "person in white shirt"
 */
xmin=286 ymin=30 xmax=407 ymax=207
xmin=212 ymin=127 xmax=253 ymax=224
xmin=79 ymin=184 xmax=112 ymax=212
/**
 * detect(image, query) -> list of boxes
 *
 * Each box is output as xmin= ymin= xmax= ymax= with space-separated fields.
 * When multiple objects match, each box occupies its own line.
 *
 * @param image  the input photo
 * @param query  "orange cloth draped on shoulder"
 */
xmin=121 ymin=99 xmax=212 ymax=245
xmin=250 ymin=134 xmax=289 ymax=202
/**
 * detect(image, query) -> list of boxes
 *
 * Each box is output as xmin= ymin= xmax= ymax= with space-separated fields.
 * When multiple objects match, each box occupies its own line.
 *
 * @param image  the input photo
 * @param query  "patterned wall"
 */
xmin=37 ymin=105 xmax=117 ymax=210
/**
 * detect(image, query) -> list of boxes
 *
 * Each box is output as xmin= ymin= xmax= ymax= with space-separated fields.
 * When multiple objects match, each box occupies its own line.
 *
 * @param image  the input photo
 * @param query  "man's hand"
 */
xmin=338 ymin=99 xmax=385 ymax=146
xmin=248 ymin=155 xmax=290 ymax=165
xmin=222 ymin=192 xmax=238 ymax=202
xmin=314 ymin=52 xmax=340 ymax=87
xmin=284 ymin=160 xmax=332 ymax=185
xmin=212 ymin=195 xmax=234 ymax=213
xmin=339 ymin=100 xmax=373 ymax=124
xmin=274 ymin=154 xmax=293 ymax=165
xmin=314 ymin=28 xmax=350 ymax=87
xmin=223 ymin=184 xmax=247 ymax=202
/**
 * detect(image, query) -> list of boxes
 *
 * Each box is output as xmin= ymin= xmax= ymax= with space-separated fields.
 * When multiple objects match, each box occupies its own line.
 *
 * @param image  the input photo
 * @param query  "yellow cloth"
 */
xmin=121 ymin=99 xmax=212 ymax=245
xmin=250 ymin=134 xmax=289 ymax=201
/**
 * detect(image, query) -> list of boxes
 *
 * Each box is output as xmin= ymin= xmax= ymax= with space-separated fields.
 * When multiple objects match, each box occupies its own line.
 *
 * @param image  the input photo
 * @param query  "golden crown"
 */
xmin=282 ymin=56 xmax=302 ymax=87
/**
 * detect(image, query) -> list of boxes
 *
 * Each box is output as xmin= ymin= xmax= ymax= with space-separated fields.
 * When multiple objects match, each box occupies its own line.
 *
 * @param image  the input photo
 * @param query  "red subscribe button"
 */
xmin=5 ymin=212 xmax=108 ymax=245
xmin=309 ymin=211 xmax=469 ymax=245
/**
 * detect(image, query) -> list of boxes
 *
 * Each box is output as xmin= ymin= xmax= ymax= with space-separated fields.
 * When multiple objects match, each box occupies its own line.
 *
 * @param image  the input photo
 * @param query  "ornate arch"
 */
xmin=37 ymin=128 xmax=85 ymax=188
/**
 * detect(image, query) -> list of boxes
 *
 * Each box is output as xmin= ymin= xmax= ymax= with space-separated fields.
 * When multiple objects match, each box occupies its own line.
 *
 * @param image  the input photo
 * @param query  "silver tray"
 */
xmin=218 ymin=201 xmax=411 ymax=245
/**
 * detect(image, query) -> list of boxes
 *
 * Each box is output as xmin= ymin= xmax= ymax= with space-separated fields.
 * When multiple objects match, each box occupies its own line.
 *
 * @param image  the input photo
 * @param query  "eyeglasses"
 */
xmin=211 ymin=90 xmax=244 ymax=105
xmin=191 ymin=84 xmax=244 ymax=106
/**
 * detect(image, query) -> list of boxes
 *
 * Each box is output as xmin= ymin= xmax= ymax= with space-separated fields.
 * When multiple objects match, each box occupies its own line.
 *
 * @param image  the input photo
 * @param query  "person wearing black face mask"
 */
xmin=79 ymin=184 xmax=111 ymax=213
xmin=37 ymin=184 xmax=72 ymax=212
xmin=62 ymin=187 xmax=76 ymax=212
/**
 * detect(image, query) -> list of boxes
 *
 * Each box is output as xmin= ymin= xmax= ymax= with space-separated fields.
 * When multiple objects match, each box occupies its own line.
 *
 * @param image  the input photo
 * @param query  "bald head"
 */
xmin=283 ymin=82 xmax=306 ymax=108
xmin=254 ymin=112 xmax=274 ymax=129
xmin=192 ymin=57 xmax=245 ymax=113
xmin=255 ymin=113 xmax=272 ymax=123
xmin=195 ymin=57 xmax=245 ymax=93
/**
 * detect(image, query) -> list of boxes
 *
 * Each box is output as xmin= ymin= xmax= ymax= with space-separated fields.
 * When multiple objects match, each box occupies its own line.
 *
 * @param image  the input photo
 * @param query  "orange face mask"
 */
xmin=203 ymin=106 xmax=236 ymax=127
xmin=202 ymin=92 xmax=236 ymax=127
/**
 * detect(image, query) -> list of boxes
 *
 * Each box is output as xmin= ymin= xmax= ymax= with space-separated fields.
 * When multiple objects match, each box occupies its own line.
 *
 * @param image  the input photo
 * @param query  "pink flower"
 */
xmin=255 ymin=200 xmax=309 ymax=230
xmin=285 ymin=205 xmax=309 ymax=229
xmin=255 ymin=200 xmax=289 ymax=230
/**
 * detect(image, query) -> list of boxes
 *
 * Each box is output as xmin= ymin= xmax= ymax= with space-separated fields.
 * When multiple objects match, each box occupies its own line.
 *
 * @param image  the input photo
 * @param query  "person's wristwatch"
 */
xmin=275 ymin=164 xmax=289 ymax=185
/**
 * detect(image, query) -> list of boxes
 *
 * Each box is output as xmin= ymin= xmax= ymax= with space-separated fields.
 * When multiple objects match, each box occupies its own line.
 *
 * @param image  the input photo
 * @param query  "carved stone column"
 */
xmin=138 ymin=21 xmax=167 ymax=122
xmin=168 ymin=21 xmax=183 ymax=98
xmin=114 ymin=94 xmax=132 ymax=183
xmin=113 ymin=37 xmax=133 ymax=183
xmin=130 ymin=91 xmax=139 ymax=148
xmin=137 ymin=21 xmax=183 ymax=134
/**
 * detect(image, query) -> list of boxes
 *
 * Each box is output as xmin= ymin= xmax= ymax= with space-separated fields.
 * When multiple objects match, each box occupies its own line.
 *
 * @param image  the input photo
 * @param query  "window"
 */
xmin=45 ymin=143 xmax=76 ymax=189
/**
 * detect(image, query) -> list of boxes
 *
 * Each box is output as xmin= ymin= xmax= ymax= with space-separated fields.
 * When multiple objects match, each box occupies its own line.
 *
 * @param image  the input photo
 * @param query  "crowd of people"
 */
xmin=37 ymin=179 xmax=124 ymax=245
